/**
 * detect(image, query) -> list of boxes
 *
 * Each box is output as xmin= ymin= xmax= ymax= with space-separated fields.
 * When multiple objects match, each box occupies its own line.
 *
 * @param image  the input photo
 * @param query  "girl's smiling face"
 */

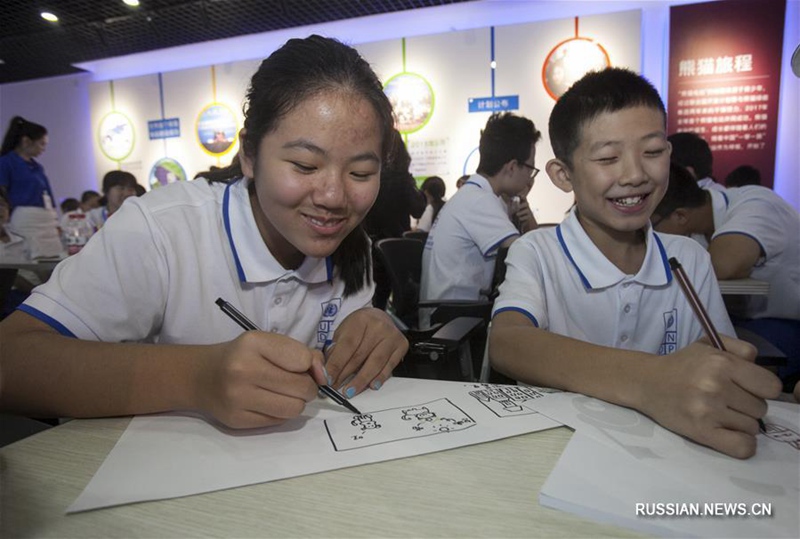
xmin=242 ymin=90 xmax=383 ymax=269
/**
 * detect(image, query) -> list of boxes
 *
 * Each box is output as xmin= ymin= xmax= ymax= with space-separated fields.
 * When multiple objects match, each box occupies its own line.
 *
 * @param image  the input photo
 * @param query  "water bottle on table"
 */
xmin=62 ymin=213 xmax=94 ymax=255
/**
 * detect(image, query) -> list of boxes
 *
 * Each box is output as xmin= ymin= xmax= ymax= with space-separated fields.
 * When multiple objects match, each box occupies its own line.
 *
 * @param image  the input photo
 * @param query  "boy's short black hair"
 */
xmin=667 ymin=132 xmax=713 ymax=179
xmin=80 ymin=190 xmax=100 ymax=203
xmin=724 ymin=164 xmax=761 ymax=187
xmin=101 ymin=170 xmax=137 ymax=194
xmin=549 ymin=67 xmax=666 ymax=168
xmin=653 ymin=162 xmax=707 ymax=220
xmin=477 ymin=112 xmax=541 ymax=177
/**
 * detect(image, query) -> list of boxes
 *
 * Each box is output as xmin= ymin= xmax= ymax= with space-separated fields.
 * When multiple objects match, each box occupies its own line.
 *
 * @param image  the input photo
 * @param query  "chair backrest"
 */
xmin=402 ymin=230 xmax=429 ymax=243
xmin=374 ymin=238 xmax=424 ymax=325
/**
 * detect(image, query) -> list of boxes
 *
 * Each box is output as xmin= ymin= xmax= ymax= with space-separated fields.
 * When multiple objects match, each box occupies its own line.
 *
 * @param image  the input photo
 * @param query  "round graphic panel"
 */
xmin=196 ymin=103 xmax=238 ymax=156
xmin=384 ymin=73 xmax=434 ymax=134
xmin=542 ymin=37 xmax=610 ymax=100
xmin=149 ymin=157 xmax=187 ymax=189
xmin=98 ymin=111 xmax=135 ymax=162
xmin=462 ymin=146 xmax=479 ymax=178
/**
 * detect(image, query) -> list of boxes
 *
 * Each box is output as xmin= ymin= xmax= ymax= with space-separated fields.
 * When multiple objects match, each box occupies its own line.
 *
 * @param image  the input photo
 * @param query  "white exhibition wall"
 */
xmin=357 ymin=10 xmax=641 ymax=222
xmin=84 ymin=9 xmax=639 ymax=223
xmin=1 ymin=0 xmax=798 ymax=215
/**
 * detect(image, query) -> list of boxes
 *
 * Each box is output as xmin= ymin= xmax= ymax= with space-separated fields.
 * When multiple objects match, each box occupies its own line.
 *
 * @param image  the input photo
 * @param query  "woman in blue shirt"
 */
xmin=0 ymin=116 xmax=55 ymax=211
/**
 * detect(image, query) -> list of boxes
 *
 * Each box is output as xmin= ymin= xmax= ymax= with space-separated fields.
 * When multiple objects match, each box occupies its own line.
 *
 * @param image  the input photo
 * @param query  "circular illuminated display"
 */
xmin=542 ymin=37 xmax=611 ymax=100
xmin=148 ymin=157 xmax=187 ymax=189
xmin=383 ymin=72 xmax=435 ymax=134
xmin=196 ymin=103 xmax=238 ymax=156
xmin=98 ymin=111 xmax=135 ymax=162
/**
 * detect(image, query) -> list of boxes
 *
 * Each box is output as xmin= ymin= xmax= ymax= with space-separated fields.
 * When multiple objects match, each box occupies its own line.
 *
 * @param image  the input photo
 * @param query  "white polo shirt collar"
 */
xmin=555 ymin=208 xmax=671 ymax=290
xmin=222 ymin=178 xmax=332 ymax=285
xmin=463 ymin=174 xmax=496 ymax=195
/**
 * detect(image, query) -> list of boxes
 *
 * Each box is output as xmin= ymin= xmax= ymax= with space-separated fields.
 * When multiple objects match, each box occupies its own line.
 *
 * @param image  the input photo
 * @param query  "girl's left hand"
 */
xmin=324 ymin=308 xmax=408 ymax=398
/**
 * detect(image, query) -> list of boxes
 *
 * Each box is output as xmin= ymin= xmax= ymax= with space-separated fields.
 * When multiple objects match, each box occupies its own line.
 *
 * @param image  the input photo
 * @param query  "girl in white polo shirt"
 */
xmin=0 ymin=35 xmax=407 ymax=430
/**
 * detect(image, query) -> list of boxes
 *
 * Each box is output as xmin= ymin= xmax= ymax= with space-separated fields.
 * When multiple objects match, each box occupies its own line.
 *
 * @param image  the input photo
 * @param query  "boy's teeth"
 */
xmin=613 ymin=196 xmax=644 ymax=206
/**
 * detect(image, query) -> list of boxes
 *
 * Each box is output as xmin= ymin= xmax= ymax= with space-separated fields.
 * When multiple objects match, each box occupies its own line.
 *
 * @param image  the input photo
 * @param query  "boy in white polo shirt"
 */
xmin=420 ymin=113 xmax=541 ymax=305
xmin=0 ymin=36 xmax=407 ymax=430
xmin=490 ymin=68 xmax=781 ymax=459
xmin=667 ymin=131 xmax=726 ymax=192
xmin=652 ymin=163 xmax=800 ymax=389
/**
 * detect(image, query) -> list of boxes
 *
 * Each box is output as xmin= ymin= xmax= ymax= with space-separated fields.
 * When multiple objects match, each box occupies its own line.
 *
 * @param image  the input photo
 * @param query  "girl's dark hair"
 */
xmin=1 ymin=116 xmax=47 ymax=156
xmin=101 ymin=170 xmax=137 ymax=194
xmin=211 ymin=35 xmax=395 ymax=296
xmin=420 ymin=176 xmax=446 ymax=222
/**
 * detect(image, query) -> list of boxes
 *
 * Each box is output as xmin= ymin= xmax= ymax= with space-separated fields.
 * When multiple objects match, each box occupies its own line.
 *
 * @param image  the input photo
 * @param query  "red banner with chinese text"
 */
xmin=668 ymin=0 xmax=786 ymax=188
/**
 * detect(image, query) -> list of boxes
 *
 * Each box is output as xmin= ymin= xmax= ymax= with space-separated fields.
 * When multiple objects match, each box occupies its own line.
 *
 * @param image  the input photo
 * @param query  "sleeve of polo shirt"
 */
xmin=712 ymin=198 xmax=785 ymax=264
xmin=491 ymin=236 xmax=547 ymax=328
xmin=460 ymin=196 xmax=518 ymax=257
xmin=21 ymin=200 xmax=169 ymax=341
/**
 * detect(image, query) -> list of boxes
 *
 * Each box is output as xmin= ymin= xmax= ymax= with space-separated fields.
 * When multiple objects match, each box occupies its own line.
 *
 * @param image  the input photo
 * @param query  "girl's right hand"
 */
xmin=194 ymin=331 xmax=328 ymax=428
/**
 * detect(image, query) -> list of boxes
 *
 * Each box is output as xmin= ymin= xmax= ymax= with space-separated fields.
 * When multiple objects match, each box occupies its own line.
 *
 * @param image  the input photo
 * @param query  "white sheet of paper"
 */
xmin=533 ymin=396 xmax=799 ymax=538
xmin=68 ymin=378 xmax=560 ymax=513
xmin=540 ymin=432 xmax=792 ymax=538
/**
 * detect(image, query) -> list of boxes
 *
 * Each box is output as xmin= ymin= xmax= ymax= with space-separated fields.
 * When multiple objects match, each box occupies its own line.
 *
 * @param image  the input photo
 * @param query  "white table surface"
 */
xmin=0 ymin=416 xmax=642 ymax=538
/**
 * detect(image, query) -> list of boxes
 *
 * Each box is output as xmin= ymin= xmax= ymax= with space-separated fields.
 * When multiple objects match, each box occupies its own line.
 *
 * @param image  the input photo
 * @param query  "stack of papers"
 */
xmin=528 ymin=393 xmax=800 ymax=538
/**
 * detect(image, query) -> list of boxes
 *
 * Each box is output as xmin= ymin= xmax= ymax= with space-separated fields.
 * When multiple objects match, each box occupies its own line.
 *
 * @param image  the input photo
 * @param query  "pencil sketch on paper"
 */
xmin=324 ymin=398 xmax=475 ymax=451
xmin=467 ymin=383 xmax=545 ymax=417
xmin=763 ymin=423 xmax=800 ymax=450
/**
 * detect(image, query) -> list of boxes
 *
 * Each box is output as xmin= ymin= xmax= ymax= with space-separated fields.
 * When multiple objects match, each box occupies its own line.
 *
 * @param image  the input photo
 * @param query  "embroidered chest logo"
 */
xmin=659 ymin=308 xmax=678 ymax=355
xmin=318 ymin=298 xmax=342 ymax=344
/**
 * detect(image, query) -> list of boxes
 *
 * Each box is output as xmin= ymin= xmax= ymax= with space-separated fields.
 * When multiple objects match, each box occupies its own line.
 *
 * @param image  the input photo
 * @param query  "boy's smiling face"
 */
xmin=547 ymin=105 xmax=671 ymax=244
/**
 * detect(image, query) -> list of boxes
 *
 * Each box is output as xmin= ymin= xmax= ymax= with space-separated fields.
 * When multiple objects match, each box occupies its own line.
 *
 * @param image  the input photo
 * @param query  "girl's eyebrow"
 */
xmin=283 ymin=138 xmax=380 ymax=164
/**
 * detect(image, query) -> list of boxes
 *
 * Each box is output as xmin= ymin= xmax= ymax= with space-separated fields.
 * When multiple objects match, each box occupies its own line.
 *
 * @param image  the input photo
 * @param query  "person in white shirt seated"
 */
xmin=86 ymin=171 xmax=138 ymax=230
xmin=415 ymin=175 xmax=446 ymax=233
xmin=420 ymin=112 xmax=542 ymax=307
xmin=667 ymin=131 xmax=726 ymax=192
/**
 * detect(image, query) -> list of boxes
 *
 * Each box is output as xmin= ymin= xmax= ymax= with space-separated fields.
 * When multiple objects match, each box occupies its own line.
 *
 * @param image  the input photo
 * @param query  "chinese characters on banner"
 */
xmin=408 ymin=137 xmax=450 ymax=179
xmin=668 ymin=0 xmax=786 ymax=188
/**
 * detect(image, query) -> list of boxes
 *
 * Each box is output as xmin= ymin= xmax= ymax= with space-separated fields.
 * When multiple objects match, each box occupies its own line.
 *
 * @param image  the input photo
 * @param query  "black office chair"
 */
xmin=374 ymin=238 xmax=491 ymax=381
xmin=402 ymin=230 xmax=429 ymax=243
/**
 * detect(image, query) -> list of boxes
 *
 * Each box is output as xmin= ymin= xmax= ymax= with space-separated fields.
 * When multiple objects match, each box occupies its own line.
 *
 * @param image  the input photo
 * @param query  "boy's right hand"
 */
xmin=639 ymin=335 xmax=782 ymax=459
xmin=194 ymin=331 xmax=327 ymax=429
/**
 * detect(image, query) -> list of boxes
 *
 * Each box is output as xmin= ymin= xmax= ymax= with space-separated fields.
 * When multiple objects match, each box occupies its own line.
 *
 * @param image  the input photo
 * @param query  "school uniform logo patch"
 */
xmin=318 ymin=298 xmax=342 ymax=344
xmin=659 ymin=308 xmax=678 ymax=355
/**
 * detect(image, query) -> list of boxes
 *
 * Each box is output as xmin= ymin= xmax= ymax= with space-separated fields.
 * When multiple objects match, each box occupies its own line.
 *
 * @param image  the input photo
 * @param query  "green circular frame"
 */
xmin=383 ymin=71 xmax=435 ymax=135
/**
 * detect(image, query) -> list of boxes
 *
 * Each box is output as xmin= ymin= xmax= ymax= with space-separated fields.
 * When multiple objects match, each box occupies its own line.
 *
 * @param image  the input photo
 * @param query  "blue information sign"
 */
xmin=467 ymin=95 xmax=519 ymax=113
xmin=148 ymin=118 xmax=181 ymax=140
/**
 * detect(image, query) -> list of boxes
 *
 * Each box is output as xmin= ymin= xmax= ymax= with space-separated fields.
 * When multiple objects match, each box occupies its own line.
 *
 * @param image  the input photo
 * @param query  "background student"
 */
xmin=652 ymin=163 xmax=800 ymax=390
xmin=667 ymin=131 xmax=725 ymax=192
xmin=415 ymin=175 xmax=446 ymax=233
xmin=490 ymin=68 xmax=781 ymax=459
xmin=420 ymin=112 xmax=541 ymax=305
xmin=0 ymin=35 xmax=407 ymax=430
xmin=86 ymin=170 xmax=138 ymax=230
xmin=362 ymin=129 xmax=426 ymax=309
xmin=724 ymin=164 xmax=761 ymax=188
